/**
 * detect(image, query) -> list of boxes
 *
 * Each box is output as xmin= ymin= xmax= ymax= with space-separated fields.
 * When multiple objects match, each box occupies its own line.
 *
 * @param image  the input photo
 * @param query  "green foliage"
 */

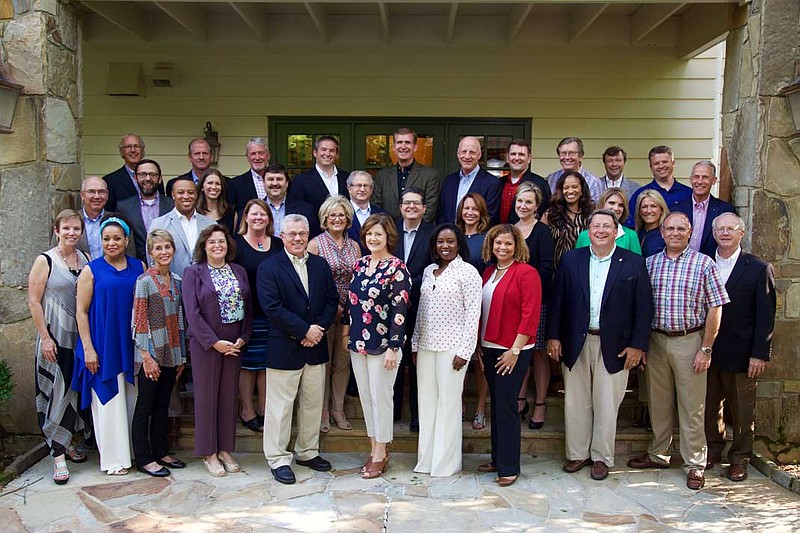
xmin=0 ymin=359 xmax=14 ymax=408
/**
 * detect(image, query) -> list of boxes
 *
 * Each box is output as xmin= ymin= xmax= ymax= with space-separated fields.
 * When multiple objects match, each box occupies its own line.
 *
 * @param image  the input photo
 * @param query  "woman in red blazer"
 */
xmin=477 ymin=224 xmax=542 ymax=487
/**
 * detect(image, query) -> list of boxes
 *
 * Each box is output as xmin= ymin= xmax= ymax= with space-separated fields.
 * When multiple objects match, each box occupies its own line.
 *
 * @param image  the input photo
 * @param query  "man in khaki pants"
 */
xmin=257 ymin=214 xmax=340 ymax=484
xmin=628 ymin=212 xmax=729 ymax=490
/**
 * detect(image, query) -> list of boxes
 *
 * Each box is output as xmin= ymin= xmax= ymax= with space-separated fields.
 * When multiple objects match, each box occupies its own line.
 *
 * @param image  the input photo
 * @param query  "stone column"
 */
xmin=0 ymin=0 xmax=81 ymax=433
xmin=721 ymin=0 xmax=800 ymax=460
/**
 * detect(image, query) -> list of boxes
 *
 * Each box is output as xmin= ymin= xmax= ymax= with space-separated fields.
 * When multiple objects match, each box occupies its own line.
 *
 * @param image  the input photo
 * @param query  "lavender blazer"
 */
xmin=182 ymin=262 xmax=253 ymax=351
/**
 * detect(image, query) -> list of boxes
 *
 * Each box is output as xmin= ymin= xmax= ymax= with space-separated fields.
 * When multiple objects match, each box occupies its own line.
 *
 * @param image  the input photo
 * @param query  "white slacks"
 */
xmin=414 ymin=348 xmax=466 ymax=477
xmin=350 ymin=350 xmax=399 ymax=444
xmin=562 ymin=335 xmax=629 ymax=467
xmin=91 ymin=373 xmax=137 ymax=472
xmin=263 ymin=364 xmax=325 ymax=469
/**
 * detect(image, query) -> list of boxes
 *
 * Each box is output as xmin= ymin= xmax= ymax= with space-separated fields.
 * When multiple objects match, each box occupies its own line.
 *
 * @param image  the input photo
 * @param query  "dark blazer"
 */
xmin=394 ymin=220 xmax=435 ymax=331
xmin=103 ymin=166 xmax=134 ymax=212
xmin=506 ymin=171 xmax=552 ymax=222
xmin=373 ymin=162 xmax=441 ymax=223
xmin=116 ymin=194 xmax=174 ymax=261
xmin=228 ymin=170 xmax=260 ymax=217
xmin=165 ymin=170 xmax=200 ymax=197
xmin=674 ymin=195 xmax=736 ymax=258
xmin=712 ymin=252 xmax=776 ymax=373
xmin=181 ymin=262 xmax=253 ymax=350
xmin=437 ymin=168 xmax=503 ymax=225
xmin=348 ymin=203 xmax=385 ymax=254
xmin=285 ymin=198 xmax=322 ymax=238
xmin=287 ymin=167 xmax=350 ymax=216
xmin=548 ymin=246 xmax=653 ymax=374
xmin=256 ymin=252 xmax=339 ymax=370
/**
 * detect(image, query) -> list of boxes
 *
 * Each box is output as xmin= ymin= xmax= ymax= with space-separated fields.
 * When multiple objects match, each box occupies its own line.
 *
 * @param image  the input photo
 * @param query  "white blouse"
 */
xmin=411 ymin=255 xmax=483 ymax=361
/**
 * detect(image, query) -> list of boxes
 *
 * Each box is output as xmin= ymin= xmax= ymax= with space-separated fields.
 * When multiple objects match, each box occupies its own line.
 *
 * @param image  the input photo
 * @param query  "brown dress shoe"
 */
xmin=727 ymin=463 xmax=748 ymax=482
xmin=562 ymin=458 xmax=592 ymax=473
xmin=477 ymin=462 xmax=498 ymax=473
xmin=591 ymin=461 xmax=609 ymax=480
xmin=687 ymin=469 xmax=705 ymax=490
xmin=627 ymin=454 xmax=670 ymax=469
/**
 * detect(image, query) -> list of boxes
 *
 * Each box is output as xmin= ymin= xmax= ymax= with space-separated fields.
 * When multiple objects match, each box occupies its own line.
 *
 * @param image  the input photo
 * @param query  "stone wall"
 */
xmin=722 ymin=0 xmax=800 ymax=462
xmin=0 ymin=0 xmax=81 ymax=434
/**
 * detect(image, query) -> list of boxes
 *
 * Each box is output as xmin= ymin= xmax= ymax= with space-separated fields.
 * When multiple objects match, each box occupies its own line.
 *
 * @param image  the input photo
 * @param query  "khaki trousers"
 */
xmin=351 ymin=350 xmax=400 ymax=444
xmin=646 ymin=330 xmax=707 ymax=471
xmin=704 ymin=366 xmax=757 ymax=465
xmin=414 ymin=347 xmax=466 ymax=477
xmin=263 ymin=364 xmax=325 ymax=469
xmin=562 ymin=335 xmax=629 ymax=467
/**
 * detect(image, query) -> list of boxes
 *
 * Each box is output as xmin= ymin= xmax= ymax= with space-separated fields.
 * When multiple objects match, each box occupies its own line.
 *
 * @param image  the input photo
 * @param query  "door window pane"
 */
xmin=286 ymin=133 xmax=342 ymax=178
xmin=459 ymin=134 xmax=512 ymax=177
xmin=363 ymin=133 xmax=436 ymax=176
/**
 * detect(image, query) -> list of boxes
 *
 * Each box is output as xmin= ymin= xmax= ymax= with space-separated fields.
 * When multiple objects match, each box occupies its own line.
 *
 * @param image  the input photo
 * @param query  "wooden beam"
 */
xmin=152 ymin=2 xmax=206 ymax=40
xmin=228 ymin=2 xmax=267 ymax=40
xmin=570 ymin=2 xmax=609 ymax=43
xmin=445 ymin=3 xmax=458 ymax=43
xmin=303 ymin=2 xmax=329 ymax=41
xmin=631 ymin=3 xmax=685 ymax=44
xmin=377 ymin=2 xmax=390 ymax=43
xmin=507 ymin=2 xmax=534 ymax=43
xmin=79 ymin=1 xmax=148 ymax=41
xmin=677 ymin=2 xmax=746 ymax=60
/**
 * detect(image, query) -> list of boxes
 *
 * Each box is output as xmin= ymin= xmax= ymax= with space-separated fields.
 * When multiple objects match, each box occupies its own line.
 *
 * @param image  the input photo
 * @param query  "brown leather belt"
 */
xmin=652 ymin=326 xmax=703 ymax=337
xmin=587 ymin=329 xmax=601 ymax=335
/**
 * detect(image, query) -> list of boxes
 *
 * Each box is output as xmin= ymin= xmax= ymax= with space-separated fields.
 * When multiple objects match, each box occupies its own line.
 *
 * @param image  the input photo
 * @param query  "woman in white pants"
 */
xmin=412 ymin=224 xmax=482 ymax=477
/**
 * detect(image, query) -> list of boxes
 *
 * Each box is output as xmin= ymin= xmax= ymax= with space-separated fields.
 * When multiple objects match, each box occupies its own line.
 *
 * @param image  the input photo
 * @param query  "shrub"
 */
xmin=0 ymin=359 xmax=14 ymax=409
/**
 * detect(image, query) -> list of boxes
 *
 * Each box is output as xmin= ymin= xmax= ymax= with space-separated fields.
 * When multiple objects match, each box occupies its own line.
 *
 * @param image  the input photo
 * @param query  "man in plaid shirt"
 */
xmin=627 ymin=212 xmax=729 ymax=490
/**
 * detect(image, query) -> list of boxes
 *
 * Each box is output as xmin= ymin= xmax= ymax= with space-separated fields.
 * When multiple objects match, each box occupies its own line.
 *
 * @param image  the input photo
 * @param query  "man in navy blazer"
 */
xmin=166 ymin=138 xmax=213 ymax=196
xmin=674 ymin=160 xmax=736 ymax=258
xmin=548 ymin=209 xmax=653 ymax=481
xmin=287 ymin=136 xmax=349 ymax=219
xmin=257 ymin=214 xmax=339 ymax=484
xmin=262 ymin=164 xmax=319 ymax=238
xmin=347 ymin=170 xmax=384 ymax=253
xmin=393 ymin=187 xmax=435 ymax=431
xmin=104 ymin=133 xmax=165 ymax=211
xmin=437 ymin=136 xmax=503 ymax=225
xmin=117 ymin=159 xmax=174 ymax=261
xmin=227 ymin=137 xmax=271 ymax=216
xmin=705 ymin=213 xmax=776 ymax=482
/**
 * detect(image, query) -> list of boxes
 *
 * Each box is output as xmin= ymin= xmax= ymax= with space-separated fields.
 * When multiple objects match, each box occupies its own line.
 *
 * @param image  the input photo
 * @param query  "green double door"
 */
xmin=270 ymin=118 xmax=530 ymax=179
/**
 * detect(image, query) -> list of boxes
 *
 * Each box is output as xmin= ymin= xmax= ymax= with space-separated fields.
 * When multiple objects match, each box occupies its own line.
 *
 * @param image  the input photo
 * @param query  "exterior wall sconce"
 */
xmin=779 ymin=76 xmax=800 ymax=133
xmin=0 ymin=65 xmax=23 ymax=134
xmin=204 ymin=121 xmax=221 ymax=165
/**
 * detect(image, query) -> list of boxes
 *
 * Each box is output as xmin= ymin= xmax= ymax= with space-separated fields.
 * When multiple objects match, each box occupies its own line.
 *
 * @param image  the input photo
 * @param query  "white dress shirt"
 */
xmin=177 ymin=210 xmax=200 ymax=251
xmin=316 ymin=164 xmax=339 ymax=197
xmin=715 ymin=246 xmax=741 ymax=285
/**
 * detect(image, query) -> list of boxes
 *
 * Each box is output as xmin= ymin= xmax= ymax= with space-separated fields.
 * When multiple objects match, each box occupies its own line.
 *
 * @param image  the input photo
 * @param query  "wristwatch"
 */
xmin=701 ymin=346 xmax=713 ymax=355
xmin=511 ymin=347 xmax=521 ymax=356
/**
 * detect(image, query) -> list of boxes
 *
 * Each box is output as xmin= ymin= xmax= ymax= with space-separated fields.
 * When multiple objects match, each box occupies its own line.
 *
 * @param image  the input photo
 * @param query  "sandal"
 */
xmin=529 ymin=402 xmax=546 ymax=430
xmin=495 ymin=475 xmax=518 ymax=487
xmin=331 ymin=411 xmax=352 ymax=431
xmin=107 ymin=466 xmax=128 ymax=476
xmin=362 ymin=455 xmax=388 ymax=479
xmin=54 ymin=460 xmax=70 ymax=485
xmin=478 ymin=462 xmax=497 ymax=473
xmin=240 ymin=414 xmax=263 ymax=433
xmin=65 ymin=445 xmax=88 ymax=463
xmin=472 ymin=412 xmax=486 ymax=430
xmin=218 ymin=452 xmax=240 ymax=473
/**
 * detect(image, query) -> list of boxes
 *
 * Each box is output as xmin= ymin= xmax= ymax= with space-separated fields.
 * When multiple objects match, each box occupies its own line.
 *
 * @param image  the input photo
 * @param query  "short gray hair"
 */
xmin=691 ymin=160 xmax=717 ymax=176
xmin=346 ymin=170 xmax=373 ymax=187
xmin=245 ymin=137 xmax=268 ymax=154
xmin=282 ymin=213 xmax=309 ymax=232
xmin=712 ymin=212 xmax=745 ymax=231
xmin=588 ymin=208 xmax=619 ymax=230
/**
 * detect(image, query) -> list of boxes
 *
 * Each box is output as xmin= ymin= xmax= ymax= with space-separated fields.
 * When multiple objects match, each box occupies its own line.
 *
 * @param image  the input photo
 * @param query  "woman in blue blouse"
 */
xmin=342 ymin=213 xmax=411 ymax=480
xmin=634 ymin=190 xmax=669 ymax=258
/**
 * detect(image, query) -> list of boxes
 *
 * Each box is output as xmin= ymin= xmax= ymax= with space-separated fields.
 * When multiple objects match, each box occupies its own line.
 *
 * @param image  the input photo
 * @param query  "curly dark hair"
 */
xmin=193 ymin=224 xmax=237 ymax=264
xmin=546 ymin=171 xmax=594 ymax=228
xmin=429 ymin=223 xmax=470 ymax=265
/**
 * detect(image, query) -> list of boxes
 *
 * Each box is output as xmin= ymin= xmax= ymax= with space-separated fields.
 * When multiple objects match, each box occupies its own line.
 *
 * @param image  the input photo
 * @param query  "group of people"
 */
xmin=30 ymin=129 xmax=775 ymax=491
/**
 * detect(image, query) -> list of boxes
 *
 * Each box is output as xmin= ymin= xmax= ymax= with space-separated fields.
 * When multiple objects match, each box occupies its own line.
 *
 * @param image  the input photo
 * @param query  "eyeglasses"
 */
xmin=558 ymin=150 xmax=580 ymax=157
xmin=136 ymin=172 xmax=159 ymax=179
xmin=328 ymin=213 xmax=347 ymax=219
xmin=121 ymin=144 xmax=142 ymax=150
xmin=401 ymin=200 xmax=423 ymax=206
xmin=284 ymin=231 xmax=309 ymax=239
xmin=589 ymin=224 xmax=615 ymax=231
xmin=350 ymin=183 xmax=372 ymax=189
xmin=713 ymin=226 xmax=742 ymax=234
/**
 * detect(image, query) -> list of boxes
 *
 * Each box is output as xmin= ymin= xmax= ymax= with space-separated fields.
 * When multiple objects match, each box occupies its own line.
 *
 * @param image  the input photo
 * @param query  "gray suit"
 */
xmin=149 ymin=208 xmax=215 ymax=276
xmin=372 ymin=162 xmax=440 ymax=223
xmin=117 ymin=194 xmax=174 ymax=261
xmin=598 ymin=175 xmax=640 ymax=201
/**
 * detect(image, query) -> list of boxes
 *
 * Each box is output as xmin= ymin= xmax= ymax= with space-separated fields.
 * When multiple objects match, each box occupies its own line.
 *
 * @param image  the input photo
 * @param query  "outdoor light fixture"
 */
xmin=779 ymin=76 xmax=800 ymax=132
xmin=204 ymin=121 xmax=221 ymax=165
xmin=0 ymin=65 xmax=23 ymax=134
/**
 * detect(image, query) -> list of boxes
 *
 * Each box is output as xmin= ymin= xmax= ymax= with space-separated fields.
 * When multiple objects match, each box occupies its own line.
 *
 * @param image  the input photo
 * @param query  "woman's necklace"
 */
xmin=56 ymin=246 xmax=78 ymax=271
xmin=496 ymin=261 xmax=514 ymax=271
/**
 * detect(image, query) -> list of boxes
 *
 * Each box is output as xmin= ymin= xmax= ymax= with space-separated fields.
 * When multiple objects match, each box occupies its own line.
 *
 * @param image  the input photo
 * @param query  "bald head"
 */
xmin=80 ymin=176 xmax=109 ymax=218
xmin=457 ymin=136 xmax=482 ymax=174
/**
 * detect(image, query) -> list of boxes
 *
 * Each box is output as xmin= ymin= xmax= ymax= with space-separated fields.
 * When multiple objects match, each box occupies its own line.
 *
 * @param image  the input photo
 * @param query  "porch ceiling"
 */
xmin=76 ymin=0 xmax=746 ymax=59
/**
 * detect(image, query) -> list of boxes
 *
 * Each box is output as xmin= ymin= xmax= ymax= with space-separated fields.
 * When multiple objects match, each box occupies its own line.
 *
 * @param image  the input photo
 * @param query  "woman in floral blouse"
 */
xmin=131 ymin=229 xmax=187 ymax=477
xmin=342 ymin=213 xmax=411 ymax=480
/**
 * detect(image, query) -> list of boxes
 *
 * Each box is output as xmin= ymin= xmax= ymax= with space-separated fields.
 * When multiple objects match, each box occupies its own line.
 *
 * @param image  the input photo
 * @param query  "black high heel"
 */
xmin=517 ymin=398 xmax=530 ymax=420
xmin=529 ymin=402 xmax=546 ymax=430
